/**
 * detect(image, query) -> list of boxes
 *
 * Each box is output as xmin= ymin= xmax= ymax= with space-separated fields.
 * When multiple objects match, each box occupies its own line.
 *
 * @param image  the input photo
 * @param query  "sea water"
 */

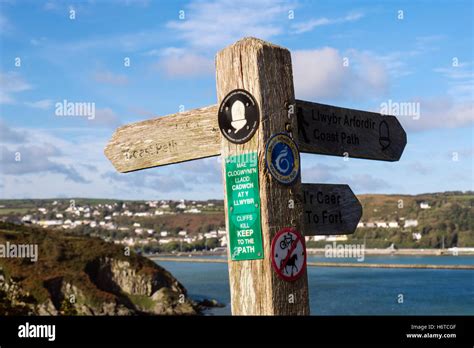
xmin=155 ymin=255 xmax=474 ymax=315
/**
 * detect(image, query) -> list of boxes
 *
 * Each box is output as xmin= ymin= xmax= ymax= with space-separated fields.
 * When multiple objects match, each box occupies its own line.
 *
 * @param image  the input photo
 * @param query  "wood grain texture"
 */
xmin=104 ymin=105 xmax=220 ymax=172
xmin=299 ymin=183 xmax=362 ymax=235
xmin=216 ymin=37 xmax=310 ymax=315
xmin=295 ymin=100 xmax=407 ymax=161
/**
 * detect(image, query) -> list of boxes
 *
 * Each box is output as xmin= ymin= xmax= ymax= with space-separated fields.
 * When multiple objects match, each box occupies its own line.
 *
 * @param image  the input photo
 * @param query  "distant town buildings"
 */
xmin=306 ymin=235 xmax=348 ymax=242
xmin=176 ymin=200 xmax=186 ymax=210
xmin=420 ymin=202 xmax=431 ymax=209
xmin=404 ymin=219 xmax=418 ymax=227
xmin=412 ymin=233 xmax=422 ymax=240
xmin=357 ymin=219 xmax=419 ymax=229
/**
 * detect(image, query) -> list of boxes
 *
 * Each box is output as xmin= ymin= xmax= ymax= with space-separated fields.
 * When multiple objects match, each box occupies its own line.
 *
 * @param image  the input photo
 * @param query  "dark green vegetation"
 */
xmin=0 ymin=222 xmax=201 ymax=315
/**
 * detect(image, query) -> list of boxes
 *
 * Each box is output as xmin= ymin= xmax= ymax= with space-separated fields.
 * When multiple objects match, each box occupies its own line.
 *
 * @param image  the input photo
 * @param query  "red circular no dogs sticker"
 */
xmin=271 ymin=228 xmax=307 ymax=281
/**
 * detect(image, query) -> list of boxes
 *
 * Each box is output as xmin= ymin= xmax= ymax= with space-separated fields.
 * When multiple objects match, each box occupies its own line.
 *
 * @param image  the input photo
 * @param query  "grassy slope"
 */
xmin=0 ymin=222 xmax=174 ymax=308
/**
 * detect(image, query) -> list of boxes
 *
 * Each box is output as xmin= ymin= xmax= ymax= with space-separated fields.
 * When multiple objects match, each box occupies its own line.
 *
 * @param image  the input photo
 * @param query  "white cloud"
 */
xmin=30 ymin=37 xmax=48 ymax=46
xmin=301 ymin=163 xmax=346 ymax=183
xmin=0 ymin=12 xmax=12 ymax=33
xmin=43 ymin=1 xmax=58 ymax=11
xmin=434 ymin=62 xmax=473 ymax=101
xmin=156 ymin=52 xmax=214 ymax=78
xmin=291 ymin=11 xmax=364 ymax=34
xmin=94 ymin=70 xmax=129 ymax=85
xmin=25 ymin=99 xmax=53 ymax=110
xmin=87 ymin=107 xmax=121 ymax=128
xmin=0 ymin=119 xmax=27 ymax=143
xmin=166 ymin=0 xmax=293 ymax=49
xmin=292 ymin=47 xmax=389 ymax=101
xmin=0 ymin=71 xmax=32 ymax=104
xmin=399 ymin=96 xmax=473 ymax=132
xmin=1 ymin=143 xmax=89 ymax=183
xmin=301 ymin=163 xmax=391 ymax=192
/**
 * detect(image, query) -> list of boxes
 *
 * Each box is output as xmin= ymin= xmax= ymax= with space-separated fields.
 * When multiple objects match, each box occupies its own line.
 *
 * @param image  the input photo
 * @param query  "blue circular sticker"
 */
xmin=265 ymin=133 xmax=300 ymax=185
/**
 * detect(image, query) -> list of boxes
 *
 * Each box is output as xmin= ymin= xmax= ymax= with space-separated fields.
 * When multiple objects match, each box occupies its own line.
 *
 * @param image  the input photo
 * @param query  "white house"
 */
xmin=134 ymin=212 xmax=151 ymax=217
xmin=184 ymin=208 xmax=201 ymax=214
xmin=388 ymin=221 xmax=399 ymax=228
xmin=412 ymin=233 xmax=422 ymax=240
xmin=305 ymin=235 xmax=326 ymax=242
xmin=420 ymin=202 xmax=431 ymax=209
xmin=159 ymin=238 xmax=173 ymax=245
xmin=21 ymin=215 xmax=33 ymax=222
xmin=178 ymin=231 xmax=187 ymax=236
xmin=38 ymin=220 xmax=63 ymax=227
xmin=375 ymin=221 xmax=389 ymax=228
xmin=219 ymin=236 xmax=227 ymax=247
xmin=160 ymin=231 xmax=168 ymax=237
xmin=147 ymin=201 xmax=158 ymax=208
xmin=176 ymin=200 xmax=186 ymax=210
xmin=326 ymin=235 xmax=348 ymax=242
xmin=205 ymin=231 xmax=218 ymax=238
xmin=405 ymin=219 xmax=418 ymax=227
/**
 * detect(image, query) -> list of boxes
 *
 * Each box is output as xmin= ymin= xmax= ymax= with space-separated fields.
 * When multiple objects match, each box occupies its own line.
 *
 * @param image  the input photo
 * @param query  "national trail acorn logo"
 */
xmin=218 ymin=89 xmax=259 ymax=144
xmin=265 ymin=133 xmax=300 ymax=185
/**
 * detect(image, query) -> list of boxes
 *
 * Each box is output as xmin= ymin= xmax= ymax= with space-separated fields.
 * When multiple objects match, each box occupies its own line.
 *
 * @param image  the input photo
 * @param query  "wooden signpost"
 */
xmin=104 ymin=105 xmax=220 ymax=173
xmin=296 ymin=100 xmax=407 ymax=161
xmin=105 ymin=37 xmax=407 ymax=316
xmin=300 ymin=184 xmax=362 ymax=235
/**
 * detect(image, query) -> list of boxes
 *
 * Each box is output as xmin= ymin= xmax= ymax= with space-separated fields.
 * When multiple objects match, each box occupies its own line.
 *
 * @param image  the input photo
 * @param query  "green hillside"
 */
xmin=342 ymin=191 xmax=474 ymax=248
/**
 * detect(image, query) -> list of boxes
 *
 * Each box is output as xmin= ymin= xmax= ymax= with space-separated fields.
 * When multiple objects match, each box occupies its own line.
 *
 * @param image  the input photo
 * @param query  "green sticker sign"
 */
xmin=225 ymin=152 xmax=264 ymax=261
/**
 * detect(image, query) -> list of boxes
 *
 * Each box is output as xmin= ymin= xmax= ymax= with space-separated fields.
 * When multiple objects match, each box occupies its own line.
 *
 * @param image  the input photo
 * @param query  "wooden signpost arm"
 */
xmin=104 ymin=105 xmax=220 ymax=173
xmin=216 ymin=37 xmax=310 ymax=315
xmin=295 ymin=100 xmax=407 ymax=161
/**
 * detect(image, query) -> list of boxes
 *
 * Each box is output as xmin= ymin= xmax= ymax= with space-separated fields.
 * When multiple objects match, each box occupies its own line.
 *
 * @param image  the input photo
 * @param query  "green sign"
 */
xmin=225 ymin=152 xmax=264 ymax=261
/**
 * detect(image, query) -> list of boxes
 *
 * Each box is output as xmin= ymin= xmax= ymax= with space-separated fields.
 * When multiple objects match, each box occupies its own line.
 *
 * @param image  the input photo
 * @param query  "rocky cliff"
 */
xmin=0 ymin=222 xmax=198 ymax=315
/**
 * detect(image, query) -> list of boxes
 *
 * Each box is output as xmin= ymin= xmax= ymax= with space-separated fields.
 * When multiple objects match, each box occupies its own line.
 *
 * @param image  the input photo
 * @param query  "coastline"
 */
xmin=149 ymin=247 xmax=474 ymax=258
xmin=149 ymin=256 xmax=474 ymax=270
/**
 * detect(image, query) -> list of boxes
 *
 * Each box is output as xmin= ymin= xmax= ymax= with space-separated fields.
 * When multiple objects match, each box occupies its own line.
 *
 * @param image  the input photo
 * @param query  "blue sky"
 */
xmin=0 ymin=0 xmax=473 ymax=200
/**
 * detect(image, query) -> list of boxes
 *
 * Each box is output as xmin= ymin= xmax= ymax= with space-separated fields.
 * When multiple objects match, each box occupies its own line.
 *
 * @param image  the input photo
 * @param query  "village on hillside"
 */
xmin=0 ymin=191 xmax=472 ymax=252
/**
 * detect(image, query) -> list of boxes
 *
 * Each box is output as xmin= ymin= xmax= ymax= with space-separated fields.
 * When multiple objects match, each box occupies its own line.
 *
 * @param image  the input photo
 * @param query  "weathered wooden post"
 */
xmin=216 ymin=38 xmax=309 ymax=315
xmin=104 ymin=36 xmax=406 ymax=317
